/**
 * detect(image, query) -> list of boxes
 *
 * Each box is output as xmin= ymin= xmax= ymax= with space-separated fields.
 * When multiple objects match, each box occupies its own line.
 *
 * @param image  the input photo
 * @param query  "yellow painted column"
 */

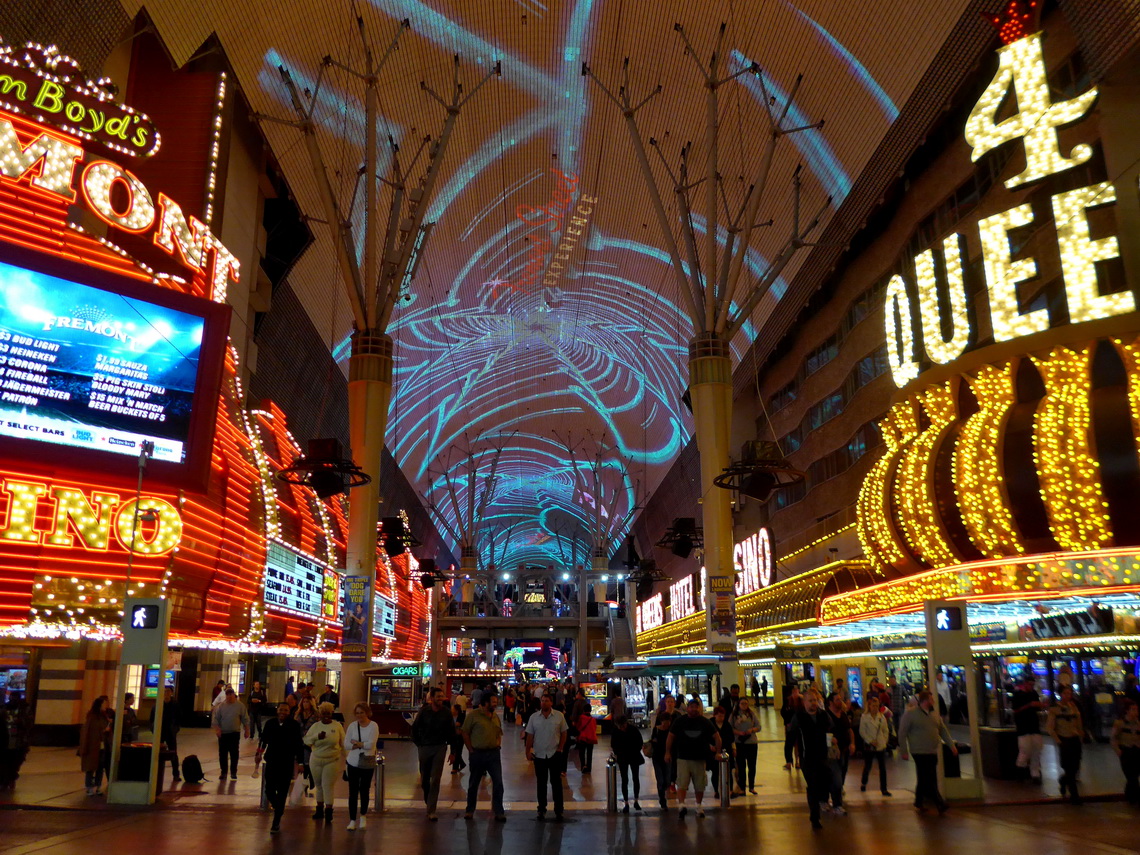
xmin=341 ymin=332 xmax=392 ymax=714
xmin=688 ymin=333 xmax=738 ymax=684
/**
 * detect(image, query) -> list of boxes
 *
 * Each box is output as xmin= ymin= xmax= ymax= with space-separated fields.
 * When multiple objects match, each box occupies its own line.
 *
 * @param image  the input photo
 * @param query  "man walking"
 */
xmin=248 ymin=681 xmax=268 ymax=738
xmin=411 ymin=688 xmax=456 ymax=821
xmin=664 ymin=698 xmax=721 ymax=819
xmin=1011 ymin=674 xmax=1043 ymax=784
xmin=790 ymin=688 xmax=832 ymax=830
xmin=259 ymin=702 xmax=303 ymax=833
xmin=149 ymin=685 xmax=181 ymax=782
xmin=898 ymin=690 xmax=957 ymax=814
xmin=525 ymin=693 xmax=568 ymax=821
xmin=462 ymin=693 xmax=506 ymax=821
xmin=211 ymin=687 xmax=250 ymax=780
xmin=826 ymin=691 xmax=855 ymax=815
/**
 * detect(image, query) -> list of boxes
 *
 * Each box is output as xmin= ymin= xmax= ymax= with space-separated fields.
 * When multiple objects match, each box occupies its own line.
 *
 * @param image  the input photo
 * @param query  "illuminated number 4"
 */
xmin=965 ymin=32 xmax=1098 ymax=189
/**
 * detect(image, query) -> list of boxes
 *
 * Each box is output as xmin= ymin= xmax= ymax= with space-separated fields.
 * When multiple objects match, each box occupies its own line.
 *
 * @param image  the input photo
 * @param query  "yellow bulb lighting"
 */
xmin=915 ymin=234 xmax=970 ymax=365
xmin=856 ymin=403 xmax=918 ymax=571
xmin=0 ymin=121 xmax=83 ymax=200
xmin=980 ymin=203 xmax=1047 ymax=342
xmin=1030 ymin=346 xmax=1112 ymax=551
xmin=885 ymin=274 xmax=919 ymax=386
xmin=80 ymin=160 xmax=155 ymax=233
xmin=954 ymin=364 xmax=1025 ymax=557
xmin=1052 ymin=182 xmax=1134 ymax=323
xmin=964 ymin=32 xmax=1098 ymax=189
xmin=894 ymin=384 xmax=959 ymax=567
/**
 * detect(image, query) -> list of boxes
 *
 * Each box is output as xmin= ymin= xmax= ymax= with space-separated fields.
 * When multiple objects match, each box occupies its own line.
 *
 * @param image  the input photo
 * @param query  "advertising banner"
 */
xmin=706 ymin=574 xmax=737 ymax=657
xmin=341 ymin=575 xmax=370 ymax=662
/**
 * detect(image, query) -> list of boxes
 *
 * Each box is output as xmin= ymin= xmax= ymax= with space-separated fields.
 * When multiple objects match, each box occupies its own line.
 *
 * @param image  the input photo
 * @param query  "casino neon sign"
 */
xmin=734 ymin=528 xmax=773 ymax=596
xmin=0 ymin=476 xmax=182 ymax=555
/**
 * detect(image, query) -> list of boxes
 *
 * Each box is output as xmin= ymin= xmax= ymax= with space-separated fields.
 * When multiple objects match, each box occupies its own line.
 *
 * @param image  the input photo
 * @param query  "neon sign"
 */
xmin=669 ymin=574 xmax=699 ymax=620
xmin=636 ymin=592 xmax=664 ymax=634
xmin=0 ymin=43 xmax=160 ymax=158
xmin=886 ymin=30 xmax=1133 ymax=388
xmin=0 ymin=476 xmax=181 ymax=554
xmin=0 ymin=117 xmax=239 ymax=302
xmin=734 ymin=528 xmax=773 ymax=595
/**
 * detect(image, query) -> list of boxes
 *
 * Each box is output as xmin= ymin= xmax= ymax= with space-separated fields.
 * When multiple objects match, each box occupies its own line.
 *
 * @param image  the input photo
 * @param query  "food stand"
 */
xmin=363 ymin=662 xmax=429 ymax=738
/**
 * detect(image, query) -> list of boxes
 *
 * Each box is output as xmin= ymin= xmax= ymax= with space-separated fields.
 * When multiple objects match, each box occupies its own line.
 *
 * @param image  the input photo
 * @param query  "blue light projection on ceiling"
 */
xmin=258 ymin=1 xmax=899 ymax=570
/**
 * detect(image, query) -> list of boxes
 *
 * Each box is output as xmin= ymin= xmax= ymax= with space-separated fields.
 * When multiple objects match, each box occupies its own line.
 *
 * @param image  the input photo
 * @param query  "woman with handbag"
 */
xmin=294 ymin=695 xmax=319 ymax=791
xmin=302 ymin=702 xmax=345 ymax=825
xmin=342 ymin=702 xmax=379 ymax=829
xmin=576 ymin=710 xmax=598 ymax=774
xmin=609 ymin=715 xmax=644 ymax=812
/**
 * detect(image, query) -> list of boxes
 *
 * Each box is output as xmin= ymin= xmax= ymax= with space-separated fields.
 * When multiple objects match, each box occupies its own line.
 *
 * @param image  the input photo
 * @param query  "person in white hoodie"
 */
xmin=858 ymin=695 xmax=891 ymax=796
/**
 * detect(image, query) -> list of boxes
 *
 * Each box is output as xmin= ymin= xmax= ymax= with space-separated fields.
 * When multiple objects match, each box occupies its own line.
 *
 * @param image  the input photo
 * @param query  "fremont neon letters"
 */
xmin=0 ymin=117 xmax=240 ymax=302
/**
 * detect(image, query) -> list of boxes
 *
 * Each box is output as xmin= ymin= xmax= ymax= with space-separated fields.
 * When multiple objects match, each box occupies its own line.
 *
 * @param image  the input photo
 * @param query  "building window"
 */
xmin=805 ymin=334 xmax=839 ymax=376
xmin=769 ymin=380 xmax=797 ymax=414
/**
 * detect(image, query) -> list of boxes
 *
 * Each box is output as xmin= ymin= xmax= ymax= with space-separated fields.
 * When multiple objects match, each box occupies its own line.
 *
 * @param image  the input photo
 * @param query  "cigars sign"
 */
xmin=0 ymin=43 xmax=240 ymax=302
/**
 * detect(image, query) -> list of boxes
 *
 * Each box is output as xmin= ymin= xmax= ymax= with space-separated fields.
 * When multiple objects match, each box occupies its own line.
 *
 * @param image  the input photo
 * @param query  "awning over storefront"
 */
xmin=737 ymin=560 xmax=879 ymax=639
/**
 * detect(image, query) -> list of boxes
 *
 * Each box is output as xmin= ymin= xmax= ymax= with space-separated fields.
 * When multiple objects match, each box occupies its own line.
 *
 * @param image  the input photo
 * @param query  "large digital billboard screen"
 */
xmin=0 ymin=245 xmax=229 ymax=487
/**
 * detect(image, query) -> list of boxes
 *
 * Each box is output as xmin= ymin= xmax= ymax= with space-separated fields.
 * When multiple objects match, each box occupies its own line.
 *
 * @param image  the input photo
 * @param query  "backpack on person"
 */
xmin=181 ymin=754 xmax=206 ymax=783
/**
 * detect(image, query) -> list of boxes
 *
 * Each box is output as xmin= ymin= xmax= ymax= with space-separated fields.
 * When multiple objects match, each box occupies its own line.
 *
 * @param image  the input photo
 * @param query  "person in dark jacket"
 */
xmin=610 ymin=714 xmax=644 ymax=812
xmin=260 ymin=702 xmax=304 ymax=833
xmin=248 ymin=681 xmax=268 ymax=738
xmin=650 ymin=710 xmax=674 ymax=811
xmin=450 ymin=703 xmax=467 ymax=773
xmin=781 ymin=685 xmax=804 ymax=770
xmin=411 ymin=688 xmax=456 ymax=819
xmin=709 ymin=706 xmax=735 ymax=799
xmin=149 ymin=685 xmax=181 ymax=781
xmin=789 ymin=688 xmax=831 ymax=830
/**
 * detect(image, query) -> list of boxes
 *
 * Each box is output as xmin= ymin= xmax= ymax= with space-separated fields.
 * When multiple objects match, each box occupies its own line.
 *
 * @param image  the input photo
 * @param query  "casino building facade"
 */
xmin=0 ymin=17 xmax=450 ymax=741
xmin=633 ymin=2 xmax=1140 ymax=723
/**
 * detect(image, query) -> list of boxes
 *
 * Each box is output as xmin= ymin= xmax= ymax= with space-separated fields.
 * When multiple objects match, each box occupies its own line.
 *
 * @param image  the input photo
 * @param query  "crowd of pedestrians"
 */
xmin=61 ymin=670 xmax=1140 ymax=828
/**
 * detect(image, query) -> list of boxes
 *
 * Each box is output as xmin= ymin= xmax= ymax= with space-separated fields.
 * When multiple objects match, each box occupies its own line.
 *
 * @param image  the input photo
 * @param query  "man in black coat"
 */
xmin=789 ymin=688 xmax=833 ymax=830
xmin=259 ymin=702 xmax=304 ymax=833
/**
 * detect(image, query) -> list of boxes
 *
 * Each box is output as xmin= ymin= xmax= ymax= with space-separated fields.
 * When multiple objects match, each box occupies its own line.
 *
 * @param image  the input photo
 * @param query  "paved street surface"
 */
xmin=4 ymin=800 xmax=1140 ymax=855
xmin=3 ymin=703 xmax=1135 ymax=855
xmin=1 ymin=707 xmax=1128 ymax=813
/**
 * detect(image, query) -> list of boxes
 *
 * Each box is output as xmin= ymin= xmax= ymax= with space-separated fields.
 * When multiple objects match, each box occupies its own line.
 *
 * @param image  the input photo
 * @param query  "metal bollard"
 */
xmin=718 ymin=752 xmax=731 ymax=809
xmin=372 ymin=753 xmax=386 ymax=812
xmin=605 ymin=756 xmax=618 ymax=813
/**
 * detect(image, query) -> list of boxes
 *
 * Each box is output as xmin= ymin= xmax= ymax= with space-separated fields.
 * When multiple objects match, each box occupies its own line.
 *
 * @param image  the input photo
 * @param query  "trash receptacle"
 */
xmin=978 ymin=727 xmax=1020 ymax=779
xmin=118 ymin=743 xmax=153 ymax=782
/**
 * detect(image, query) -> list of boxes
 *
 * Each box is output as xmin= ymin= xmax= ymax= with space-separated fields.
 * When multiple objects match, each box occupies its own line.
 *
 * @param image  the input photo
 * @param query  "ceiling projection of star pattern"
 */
xmin=125 ymin=0 xmax=968 ymax=570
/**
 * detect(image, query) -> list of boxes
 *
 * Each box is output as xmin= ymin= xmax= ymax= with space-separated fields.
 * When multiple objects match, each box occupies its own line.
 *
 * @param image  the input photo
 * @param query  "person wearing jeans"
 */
xmin=899 ymin=690 xmax=957 ymax=813
xmin=462 ymin=694 xmax=505 ymax=820
xmin=342 ymin=703 xmax=379 ymax=830
xmin=859 ymin=695 xmax=891 ymax=796
xmin=825 ymin=693 xmax=854 ymax=815
xmin=731 ymin=697 xmax=761 ymax=795
xmin=411 ymin=689 xmax=455 ymax=820
xmin=211 ymin=688 xmax=249 ymax=779
xmin=1011 ymin=675 xmax=1044 ymax=783
xmin=259 ymin=703 xmax=303 ymax=833
xmin=525 ymin=693 xmax=568 ymax=820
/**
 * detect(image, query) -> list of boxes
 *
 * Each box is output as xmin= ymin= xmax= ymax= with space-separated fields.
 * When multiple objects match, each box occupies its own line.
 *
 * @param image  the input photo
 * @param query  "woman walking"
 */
xmin=302 ymin=701 xmax=345 ymax=823
xmin=731 ymin=696 xmax=762 ymax=795
xmin=343 ymin=702 xmax=379 ymax=830
xmin=295 ymin=695 xmax=319 ymax=791
xmin=576 ymin=708 xmax=598 ymax=774
xmin=78 ymin=696 xmax=110 ymax=795
xmin=1046 ymin=686 xmax=1086 ymax=804
xmin=859 ymin=695 xmax=892 ymax=796
xmin=610 ymin=715 xmax=644 ymax=812
xmin=1111 ymin=699 xmax=1140 ymax=805
xmin=650 ymin=709 xmax=674 ymax=811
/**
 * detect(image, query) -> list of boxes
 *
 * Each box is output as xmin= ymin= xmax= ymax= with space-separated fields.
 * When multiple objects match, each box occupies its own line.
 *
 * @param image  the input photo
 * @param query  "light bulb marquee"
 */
xmin=0 ymin=54 xmax=432 ymax=659
xmin=885 ymin=31 xmax=1134 ymax=388
xmin=847 ymin=24 xmax=1140 ymax=627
